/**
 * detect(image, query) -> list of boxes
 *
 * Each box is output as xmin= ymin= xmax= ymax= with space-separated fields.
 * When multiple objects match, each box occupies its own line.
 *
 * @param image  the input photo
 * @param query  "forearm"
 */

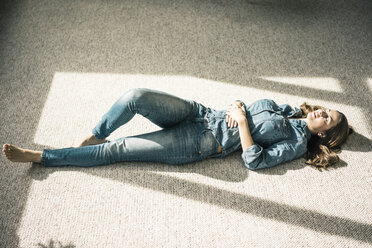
xmin=238 ymin=118 xmax=254 ymax=152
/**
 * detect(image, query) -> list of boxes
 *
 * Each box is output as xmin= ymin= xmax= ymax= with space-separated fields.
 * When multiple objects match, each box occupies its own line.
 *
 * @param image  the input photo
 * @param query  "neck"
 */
xmin=300 ymin=118 xmax=317 ymax=135
xmin=290 ymin=117 xmax=317 ymax=135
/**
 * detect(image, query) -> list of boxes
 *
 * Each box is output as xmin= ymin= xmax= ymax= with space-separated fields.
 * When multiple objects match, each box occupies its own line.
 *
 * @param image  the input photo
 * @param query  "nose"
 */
xmin=319 ymin=110 xmax=327 ymax=118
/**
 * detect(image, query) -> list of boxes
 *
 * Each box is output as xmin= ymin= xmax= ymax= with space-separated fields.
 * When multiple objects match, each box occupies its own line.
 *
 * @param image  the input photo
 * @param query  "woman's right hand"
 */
xmin=226 ymin=101 xmax=244 ymax=128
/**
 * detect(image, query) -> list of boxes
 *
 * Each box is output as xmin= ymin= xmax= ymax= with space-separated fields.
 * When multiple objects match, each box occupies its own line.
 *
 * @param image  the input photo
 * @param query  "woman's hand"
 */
xmin=226 ymin=101 xmax=246 ymax=128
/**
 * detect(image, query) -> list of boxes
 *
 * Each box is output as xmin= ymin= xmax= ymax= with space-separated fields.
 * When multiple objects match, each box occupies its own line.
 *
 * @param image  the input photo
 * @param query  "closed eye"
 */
xmin=326 ymin=109 xmax=332 ymax=124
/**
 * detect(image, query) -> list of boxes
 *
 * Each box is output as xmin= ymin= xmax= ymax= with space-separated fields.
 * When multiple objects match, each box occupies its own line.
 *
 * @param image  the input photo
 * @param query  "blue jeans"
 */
xmin=41 ymin=88 xmax=220 ymax=167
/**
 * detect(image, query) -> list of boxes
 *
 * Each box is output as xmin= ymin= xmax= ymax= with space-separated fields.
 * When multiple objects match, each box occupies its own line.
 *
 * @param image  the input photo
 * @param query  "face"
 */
xmin=306 ymin=108 xmax=341 ymax=136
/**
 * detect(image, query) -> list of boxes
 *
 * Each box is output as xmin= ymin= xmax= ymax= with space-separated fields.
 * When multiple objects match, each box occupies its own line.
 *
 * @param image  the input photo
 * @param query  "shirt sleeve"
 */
xmin=241 ymin=139 xmax=307 ymax=170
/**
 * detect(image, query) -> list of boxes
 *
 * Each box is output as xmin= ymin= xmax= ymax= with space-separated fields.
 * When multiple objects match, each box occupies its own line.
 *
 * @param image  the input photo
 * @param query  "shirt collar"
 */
xmin=290 ymin=119 xmax=312 ymax=141
xmin=279 ymin=104 xmax=303 ymax=118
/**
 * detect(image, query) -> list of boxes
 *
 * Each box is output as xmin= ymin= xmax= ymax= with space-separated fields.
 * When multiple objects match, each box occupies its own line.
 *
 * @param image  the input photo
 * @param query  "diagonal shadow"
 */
xmin=29 ymin=164 xmax=372 ymax=244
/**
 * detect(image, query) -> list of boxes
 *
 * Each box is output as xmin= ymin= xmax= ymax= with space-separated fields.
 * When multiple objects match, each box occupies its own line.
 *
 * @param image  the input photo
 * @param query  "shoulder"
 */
xmin=288 ymin=119 xmax=311 ymax=149
xmin=279 ymin=104 xmax=302 ymax=118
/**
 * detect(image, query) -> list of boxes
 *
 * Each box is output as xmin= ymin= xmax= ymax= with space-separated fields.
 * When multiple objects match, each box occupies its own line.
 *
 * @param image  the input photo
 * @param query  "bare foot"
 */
xmin=2 ymin=144 xmax=42 ymax=163
xmin=75 ymin=134 xmax=108 ymax=147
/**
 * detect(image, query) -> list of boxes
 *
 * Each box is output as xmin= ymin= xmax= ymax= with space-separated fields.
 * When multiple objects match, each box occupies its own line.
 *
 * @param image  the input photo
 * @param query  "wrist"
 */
xmin=238 ymin=117 xmax=248 ymax=125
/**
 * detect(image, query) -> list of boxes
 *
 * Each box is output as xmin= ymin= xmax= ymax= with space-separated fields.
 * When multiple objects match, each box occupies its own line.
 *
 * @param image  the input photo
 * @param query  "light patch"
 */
xmin=17 ymin=172 xmax=255 ymax=247
xmin=367 ymin=78 xmax=372 ymax=94
xmin=22 ymin=72 xmax=372 ymax=247
xmin=260 ymin=77 xmax=343 ymax=93
xmin=34 ymin=72 xmax=367 ymax=148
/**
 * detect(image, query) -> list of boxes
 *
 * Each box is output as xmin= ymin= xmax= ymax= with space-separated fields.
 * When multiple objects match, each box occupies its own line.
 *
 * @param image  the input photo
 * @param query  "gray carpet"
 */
xmin=1 ymin=0 xmax=371 ymax=247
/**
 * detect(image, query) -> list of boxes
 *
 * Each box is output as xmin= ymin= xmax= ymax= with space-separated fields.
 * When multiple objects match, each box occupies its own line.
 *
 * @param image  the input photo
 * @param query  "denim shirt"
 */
xmin=203 ymin=99 xmax=312 ymax=170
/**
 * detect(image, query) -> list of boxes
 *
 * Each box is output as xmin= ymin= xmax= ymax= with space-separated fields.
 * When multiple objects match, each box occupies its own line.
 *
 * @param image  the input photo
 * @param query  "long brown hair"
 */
xmin=299 ymin=103 xmax=352 ymax=170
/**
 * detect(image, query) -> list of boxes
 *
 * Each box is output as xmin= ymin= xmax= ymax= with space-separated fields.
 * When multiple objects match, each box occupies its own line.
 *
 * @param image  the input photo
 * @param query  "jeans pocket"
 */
xmin=196 ymin=130 xmax=218 ymax=158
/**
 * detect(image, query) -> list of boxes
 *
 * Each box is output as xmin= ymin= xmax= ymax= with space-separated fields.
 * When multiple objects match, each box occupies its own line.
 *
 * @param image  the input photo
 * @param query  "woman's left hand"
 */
xmin=226 ymin=103 xmax=246 ymax=128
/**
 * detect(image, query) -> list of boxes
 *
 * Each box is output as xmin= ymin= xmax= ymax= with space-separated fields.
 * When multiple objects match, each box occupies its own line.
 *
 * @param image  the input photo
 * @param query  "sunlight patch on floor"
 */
xmin=367 ymin=78 xmax=372 ymax=94
xmin=18 ymin=171 xmax=365 ymax=248
xmin=21 ymin=72 xmax=371 ymax=247
xmin=34 ymin=72 xmax=365 ymax=148
xmin=32 ymin=71 xmax=371 ymax=203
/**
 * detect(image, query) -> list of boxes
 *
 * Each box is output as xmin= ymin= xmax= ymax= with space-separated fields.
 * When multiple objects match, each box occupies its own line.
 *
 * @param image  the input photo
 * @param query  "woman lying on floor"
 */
xmin=3 ymin=88 xmax=352 ymax=170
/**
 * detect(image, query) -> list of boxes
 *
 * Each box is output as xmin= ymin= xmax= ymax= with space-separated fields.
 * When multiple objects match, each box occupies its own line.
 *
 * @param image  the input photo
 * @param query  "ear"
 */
xmin=317 ymin=132 xmax=326 ymax=138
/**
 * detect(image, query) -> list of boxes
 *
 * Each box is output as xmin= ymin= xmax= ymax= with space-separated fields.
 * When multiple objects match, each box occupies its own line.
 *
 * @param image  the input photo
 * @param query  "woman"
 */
xmin=2 ymin=88 xmax=352 ymax=170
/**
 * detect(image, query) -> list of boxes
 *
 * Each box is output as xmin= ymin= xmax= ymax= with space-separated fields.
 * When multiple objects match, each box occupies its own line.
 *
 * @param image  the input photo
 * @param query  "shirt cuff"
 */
xmin=241 ymin=144 xmax=263 ymax=167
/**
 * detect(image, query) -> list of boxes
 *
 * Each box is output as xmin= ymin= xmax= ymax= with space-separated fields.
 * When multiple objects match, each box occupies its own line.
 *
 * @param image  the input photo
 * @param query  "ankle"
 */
xmin=31 ymin=151 xmax=42 ymax=163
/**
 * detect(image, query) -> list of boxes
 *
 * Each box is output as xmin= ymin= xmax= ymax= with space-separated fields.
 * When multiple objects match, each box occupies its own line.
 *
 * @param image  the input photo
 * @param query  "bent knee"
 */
xmin=125 ymin=88 xmax=150 ymax=102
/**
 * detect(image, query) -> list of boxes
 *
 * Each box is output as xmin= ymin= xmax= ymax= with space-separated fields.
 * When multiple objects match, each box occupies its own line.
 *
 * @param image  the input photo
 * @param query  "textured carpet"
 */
xmin=1 ymin=0 xmax=371 ymax=247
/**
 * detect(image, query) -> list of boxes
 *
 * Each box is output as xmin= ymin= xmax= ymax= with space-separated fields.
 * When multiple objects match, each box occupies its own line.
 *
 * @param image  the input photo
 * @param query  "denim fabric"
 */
xmin=41 ymin=88 xmax=219 ymax=167
xmin=41 ymin=89 xmax=311 ymax=169
xmin=204 ymin=99 xmax=311 ymax=170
